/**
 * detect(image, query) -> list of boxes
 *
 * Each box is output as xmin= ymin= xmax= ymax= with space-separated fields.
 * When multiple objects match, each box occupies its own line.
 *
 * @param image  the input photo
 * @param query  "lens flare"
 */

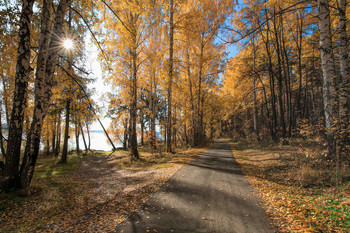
xmin=63 ymin=39 xmax=74 ymax=50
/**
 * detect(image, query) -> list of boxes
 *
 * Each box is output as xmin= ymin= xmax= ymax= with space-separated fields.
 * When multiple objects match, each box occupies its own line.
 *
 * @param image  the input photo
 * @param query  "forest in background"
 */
xmin=0 ymin=0 xmax=348 ymax=192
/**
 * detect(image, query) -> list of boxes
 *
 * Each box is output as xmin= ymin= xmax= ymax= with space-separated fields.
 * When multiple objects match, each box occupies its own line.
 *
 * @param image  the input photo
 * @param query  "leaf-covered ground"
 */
xmin=0 ymin=147 xmax=204 ymax=232
xmin=230 ymin=139 xmax=350 ymax=232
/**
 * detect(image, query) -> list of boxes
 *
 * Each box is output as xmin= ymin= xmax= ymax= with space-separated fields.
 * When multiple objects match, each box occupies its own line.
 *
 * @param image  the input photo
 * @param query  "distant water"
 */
xmin=69 ymin=130 xmax=121 ymax=151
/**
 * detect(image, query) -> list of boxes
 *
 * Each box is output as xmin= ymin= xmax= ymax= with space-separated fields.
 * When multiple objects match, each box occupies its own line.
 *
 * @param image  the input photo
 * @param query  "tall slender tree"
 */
xmin=317 ymin=0 xmax=337 ymax=156
xmin=4 ymin=0 xmax=35 ymax=184
xmin=20 ymin=0 xmax=70 ymax=188
xmin=167 ymin=0 xmax=174 ymax=153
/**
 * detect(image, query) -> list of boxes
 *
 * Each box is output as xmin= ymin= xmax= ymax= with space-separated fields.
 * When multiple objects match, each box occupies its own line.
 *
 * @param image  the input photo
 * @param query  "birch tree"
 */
xmin=20 ymin=0 xmax=70 ymax=188
xmin=4 ymin=0 xmax=35 ymax=184
xmin=317 ymin=0 xmax=337 ymax=156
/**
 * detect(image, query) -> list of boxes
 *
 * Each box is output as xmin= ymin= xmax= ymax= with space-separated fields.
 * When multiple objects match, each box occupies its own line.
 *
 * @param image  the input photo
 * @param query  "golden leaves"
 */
xmin=231 ymin=140 xmax=350 ymax=232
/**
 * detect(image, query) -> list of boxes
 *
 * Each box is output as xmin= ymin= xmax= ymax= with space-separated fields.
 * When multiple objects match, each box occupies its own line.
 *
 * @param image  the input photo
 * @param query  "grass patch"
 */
xmin=107 ymin=146 xmax=204 ymax=171
xmin=34 ymin=152 xmax=107 ymax=179
xmin=229 ymin=139 xmax=350 ymax=232
xmin=0 ymin=150 xmax=109 ymax=232
xmin=154 ymin=163 xmax=172 ymax=169
xmin=0 ymin=145 xmax=206 ymax=232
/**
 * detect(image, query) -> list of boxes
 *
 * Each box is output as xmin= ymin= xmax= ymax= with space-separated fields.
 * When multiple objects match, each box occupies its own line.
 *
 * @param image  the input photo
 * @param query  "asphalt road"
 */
xmin=115 ymin=141 xmax=273 ymax=233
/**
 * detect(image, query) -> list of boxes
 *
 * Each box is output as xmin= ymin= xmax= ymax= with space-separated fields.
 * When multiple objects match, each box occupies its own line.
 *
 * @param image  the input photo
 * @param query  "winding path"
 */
xmin=115 ymin=141 xmax=273 ymax=233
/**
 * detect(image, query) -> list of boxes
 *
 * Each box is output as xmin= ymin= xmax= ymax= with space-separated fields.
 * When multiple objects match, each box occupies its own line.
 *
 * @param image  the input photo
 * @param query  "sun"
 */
xmin=63 ymin=39 xmax=74 ymax=50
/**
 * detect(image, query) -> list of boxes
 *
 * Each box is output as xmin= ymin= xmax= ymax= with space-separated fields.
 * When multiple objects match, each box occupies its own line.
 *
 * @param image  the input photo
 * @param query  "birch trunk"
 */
xmin=19 ymin=0 xmax=69 ymax=188
xmin=123 ymin=120 xmax=128 ymax=150
xmin=5 ymin=0 xmax=34 ymax=183
xmin=318 ymin=0 xmax=337 ymax=156
xmin=75 ymin=120 xmax=80 ymax=154
xmin=86 ymin=121 xmax=91 ymax=150
xmin=80 ymin=123 xmax=88 ymax=152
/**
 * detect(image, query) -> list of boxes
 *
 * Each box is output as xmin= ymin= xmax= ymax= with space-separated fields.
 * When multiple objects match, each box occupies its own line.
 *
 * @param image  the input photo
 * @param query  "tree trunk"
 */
xmin=51 ymin=119 xmax=56 ymax=154
xmin=4 ymin=0 xmax=35 ymax=184
xmin=1 ymin=76 xmax=11 ymax=127
xmin=338 ymin=0 xmax=350 ymax=151
xmin=194 ymin=41 xmax=205 ymax=147
xmin=164 ymin=124 xmax=167 ymax=146
xmin=257 ymin=68 xmax=273 ymax=140
xmin=80 ymin=122 xmax=88 ymax=152
xmin=261 ymin=9 xmax=278 ymax=142
xmin=219 ymin=118 xmax=223 ymax=138
xmin=184 ymin=109 xmax=189 ymax=145
xmin=123 ymin=120 xmax=128 ymax=150
xmin=318 ymin=0 xmax=337 ymax=156
xmin=60 ymin=99 xmax=70 ymax=164
xmin=167 ymin=0 xmax=174 ymax=153
xmin=173 ymin=104 xmax=177 ymax=147
xmin=187 ymin=47 xmax=196 ymax=147
xmin=19 ymin=0 xmax=69 ymax=189
xmin=75 ymin=120 xmax=80 ymax=154
xmin=295 ymin=12 xmax=304 ymax=117
xmin=272 ymin=8 xmax=286 ymax=138
xmin=85 ymin=121 xmax=91 ymax=150
xmin=252 ymin=34 xmax=259 ymax=140
xmin=45 ymin=123 xmax=50 ymax=156
xmin=268 ymin=48 xmax=277 ymax=139
xmin=280 ymin=13 xmax=293 ymax=137
xmin=0 ymin=102 xmax=7 ymax=157
xmin=200 ymin=91 xmax=205 ymax=144
xmin=55 ymin=111 xmax=61 ymax=157
xmin=151 ymin=77 xmax=156 ymax=149
xmin=130 ymin=13 xmax=139 ymax=159
xmin=140 ymin=115 xmax=144 ymax=146
xmin=128 ymin=121 xmax=131 ymax=149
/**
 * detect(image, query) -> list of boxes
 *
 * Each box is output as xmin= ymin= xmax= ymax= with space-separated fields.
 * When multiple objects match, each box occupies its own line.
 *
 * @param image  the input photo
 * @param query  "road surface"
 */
xmin=115 ymin=141 xmax=273 ymax=233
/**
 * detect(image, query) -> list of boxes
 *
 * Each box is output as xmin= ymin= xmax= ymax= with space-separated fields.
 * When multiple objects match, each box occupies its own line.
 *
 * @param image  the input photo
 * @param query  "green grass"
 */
xmin=0 ymin=151 xmax=110 ymax=232
xmin=1 ymin=145 xmax=207 ymax=233
xmin=34 ymin=152 xmax=107 ymax=179
xmin=108 ymin=146 xmax=204 ymax=171
xmin=154 ymin=163 xmax=172 ymax=169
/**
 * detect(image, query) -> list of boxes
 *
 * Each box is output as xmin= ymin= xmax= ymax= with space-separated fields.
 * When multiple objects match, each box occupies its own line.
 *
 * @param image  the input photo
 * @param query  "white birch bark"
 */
xmin=4 ymin=0 xmax=35 ymax=182
xmin=318 ymin=0 xmax=337 ymax=155
xmin=19 ymin=0 xmax=69 ymax=188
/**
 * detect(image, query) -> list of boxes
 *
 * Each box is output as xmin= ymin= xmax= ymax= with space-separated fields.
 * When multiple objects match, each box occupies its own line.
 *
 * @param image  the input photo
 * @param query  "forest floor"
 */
xmin=2 ymin=140 xmax=349 ymax=232
xmin=229 ymin=138 xmax=350 ymax=232
xmin=0 ymin=146 xmax=205 ymax=232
